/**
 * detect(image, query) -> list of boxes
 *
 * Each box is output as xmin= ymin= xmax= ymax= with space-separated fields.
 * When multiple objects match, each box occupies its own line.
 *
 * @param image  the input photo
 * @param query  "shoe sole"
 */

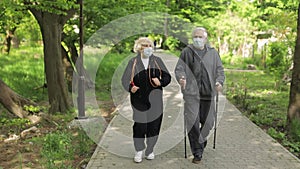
xmin=192 ymin=160 xmax=201 ymax=164
xmin=146 ymin=157 xmax=154 ymax=160
xmin=134 ymin=159 xmax=142 ymax=163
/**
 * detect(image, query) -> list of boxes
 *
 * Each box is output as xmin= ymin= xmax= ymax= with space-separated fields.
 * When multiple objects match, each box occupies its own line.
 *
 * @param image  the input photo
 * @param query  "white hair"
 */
xmin=192 ymin=27 xmax=208 ymax=38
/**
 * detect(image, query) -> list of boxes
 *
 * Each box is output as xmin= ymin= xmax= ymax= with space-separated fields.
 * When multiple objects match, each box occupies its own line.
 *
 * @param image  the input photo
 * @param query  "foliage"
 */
xmin=165 ymin=36 xmax=180 ymax=51
xmin=1 ymin=0 xmax=298 ymax=60
xmin=73 ymin=129 xmax=96 ymax=156
xmin=24 ymin=105 xmax=44 ymax=113
xmin=266 ymin=41 xmax=291 ymax=73
xmin=267 ymin=127 xmax=285 ymax=140
xmin=41 ymin=131 xmax=74 ymax=168
xmin=0 ymin=0 xmax=28 ymax=34
xmin=36 ymin=126 xmax=95 ymax=169
xmin=16 ymin=12 xmax=42 ymax=46
xmin=289 ymin=119 xmax=300 ymax=141
xmin=0 ymin=117 xmax=31 ymax=134
xmin=207 ymin=9 xmax=256 ymax=56
xmin=18 ymin=112 xmax=96 ymax=169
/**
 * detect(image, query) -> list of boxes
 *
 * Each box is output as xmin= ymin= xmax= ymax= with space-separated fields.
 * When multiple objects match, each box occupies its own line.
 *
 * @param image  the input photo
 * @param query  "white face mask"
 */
xmin=143 ymin=47 xmax=153 ymax=58
xmin=193 ymin=37 xmax=205 ymax=49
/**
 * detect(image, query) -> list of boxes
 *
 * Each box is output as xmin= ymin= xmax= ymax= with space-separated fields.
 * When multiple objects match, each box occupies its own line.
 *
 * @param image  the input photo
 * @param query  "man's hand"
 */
xmin=152 ymin=78 xmax=161 ymax=86
xmin=179 ymin=76 xmax=186 ymax=90
xmin=215 ymin=82 xmax=222 ymax=92
xmin=131 ymin=85 xmax=140 ymax=93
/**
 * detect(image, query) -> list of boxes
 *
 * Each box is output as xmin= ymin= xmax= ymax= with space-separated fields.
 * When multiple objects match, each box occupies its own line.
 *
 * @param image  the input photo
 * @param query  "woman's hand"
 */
xmin=152 ymin=78 xmax=161 ymax=86
xmin=131 ymin=85 xmax=140 ymax=93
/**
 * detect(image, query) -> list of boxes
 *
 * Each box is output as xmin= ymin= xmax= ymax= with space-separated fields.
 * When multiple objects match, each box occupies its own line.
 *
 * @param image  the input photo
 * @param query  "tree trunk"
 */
xmin=61 ymin=45 xmax=74 ymax=92
xmin=30 ymin=10 xmax=72 ymax=114
xmin=287 ymin=4 xmax=300 ymax=127
xmin=0 ymin=79 xmax=35 ymax=118
xmin=162 ymin=0 xmax=169 ymax=50
xmin=4 ymin=27 xmax=16 ymax=55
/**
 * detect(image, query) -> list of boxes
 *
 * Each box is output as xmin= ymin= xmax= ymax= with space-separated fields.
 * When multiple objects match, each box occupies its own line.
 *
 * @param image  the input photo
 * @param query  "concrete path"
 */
xmin=86 ymin=52 xmax=300 ymax=169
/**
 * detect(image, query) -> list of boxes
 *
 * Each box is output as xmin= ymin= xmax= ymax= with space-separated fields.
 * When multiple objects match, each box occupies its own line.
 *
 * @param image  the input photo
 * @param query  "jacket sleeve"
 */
xmin=157 ymin=57 xmax=171 ymax=87
xmin=175 ymin=49 xmax=187 ymax=82
xmin=121 ymin=59 xmax=134 ymax=92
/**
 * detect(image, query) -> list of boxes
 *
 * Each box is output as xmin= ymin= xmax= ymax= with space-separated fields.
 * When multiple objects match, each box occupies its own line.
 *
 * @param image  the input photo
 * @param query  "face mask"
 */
xmin=143 ymin=47 xmax=153 ymax=58
xmin=193 ymin=38 xmax=205 ymax=49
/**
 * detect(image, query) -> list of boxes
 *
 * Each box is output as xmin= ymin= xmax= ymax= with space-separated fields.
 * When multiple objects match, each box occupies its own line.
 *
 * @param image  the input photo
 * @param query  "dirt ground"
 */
xmin=0 ymin=125 xmax=55 ymax=169
xmin=0 ymin=102 xmax=115 ymax=169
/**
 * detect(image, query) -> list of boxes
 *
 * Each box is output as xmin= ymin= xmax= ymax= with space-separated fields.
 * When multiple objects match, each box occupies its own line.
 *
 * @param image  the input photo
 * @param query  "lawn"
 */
xmin=225 ymin=70 xmax=300 ymax=157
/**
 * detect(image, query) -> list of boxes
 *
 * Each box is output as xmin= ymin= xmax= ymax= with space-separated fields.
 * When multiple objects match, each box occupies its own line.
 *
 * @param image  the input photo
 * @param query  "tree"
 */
xmin=287 ymin=3 xmax=300 ymax=129
xmin=0 ymin=0 xmax=80 ymax=114
xmin=0 ymin=2 xmax=28 ymax=54
xmin=22 ymin=0 xmax=79 ymax=114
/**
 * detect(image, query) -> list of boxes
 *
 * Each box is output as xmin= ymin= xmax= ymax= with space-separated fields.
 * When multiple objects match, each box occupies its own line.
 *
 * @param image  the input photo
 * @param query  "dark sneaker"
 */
xmin=192 ymin=155 xmax=202 ymax=164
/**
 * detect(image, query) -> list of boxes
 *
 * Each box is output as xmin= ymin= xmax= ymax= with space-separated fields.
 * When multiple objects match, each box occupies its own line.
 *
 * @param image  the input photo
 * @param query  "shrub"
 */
xmin=266 ymin=41 xmax=291 ymax=75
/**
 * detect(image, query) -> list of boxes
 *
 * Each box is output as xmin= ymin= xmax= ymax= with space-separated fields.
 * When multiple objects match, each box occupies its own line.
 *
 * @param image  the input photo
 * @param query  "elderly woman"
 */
xmin=122 ymin=37 xmax=171 ymax=163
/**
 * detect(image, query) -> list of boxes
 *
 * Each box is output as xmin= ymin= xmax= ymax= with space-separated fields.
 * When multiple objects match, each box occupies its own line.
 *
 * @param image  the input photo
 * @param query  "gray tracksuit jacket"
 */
xmin=175 ymin=44 xmax=225 ymax=98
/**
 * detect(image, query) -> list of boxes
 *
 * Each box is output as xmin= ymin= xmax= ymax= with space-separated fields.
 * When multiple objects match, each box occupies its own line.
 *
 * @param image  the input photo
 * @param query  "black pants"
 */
xmin=184 ymin=97 xmax=215 ymax=157
xmin=133 ymin=115 xmax=163 ymax=155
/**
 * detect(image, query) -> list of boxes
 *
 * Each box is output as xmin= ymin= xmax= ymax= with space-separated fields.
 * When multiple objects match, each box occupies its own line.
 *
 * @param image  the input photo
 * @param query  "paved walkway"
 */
xmin=86 ymin=52 xmax=300 ymax=169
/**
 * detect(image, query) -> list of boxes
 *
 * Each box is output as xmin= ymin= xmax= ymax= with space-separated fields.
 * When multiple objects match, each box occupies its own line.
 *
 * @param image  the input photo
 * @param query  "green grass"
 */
xmin=0 ymin=46 xmax=47 ymax=102
xmin=0 ymin=46 xmax=97 ymax=169
xmin=225 ymin=70 xmax=300 ymax=156
xmin=27 ymin=124 xmax=95 ymax=169
xmin=225 ymin=70 xmax=289 ymax=128
xmin=94 ymin=51 xmax=134 ymax=101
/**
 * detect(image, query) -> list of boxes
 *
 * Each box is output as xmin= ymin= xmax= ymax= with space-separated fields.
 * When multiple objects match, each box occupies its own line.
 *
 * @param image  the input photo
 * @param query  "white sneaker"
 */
xmin=146 ymin=152 xmax=155 ymax=160
xmin=134 ymin=151 xmax=143 ymax=163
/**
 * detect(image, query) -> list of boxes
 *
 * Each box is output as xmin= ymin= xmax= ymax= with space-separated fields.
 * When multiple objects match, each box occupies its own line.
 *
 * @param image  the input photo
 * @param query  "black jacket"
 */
xmin=122 ymin=54 xmax=171 ymax=122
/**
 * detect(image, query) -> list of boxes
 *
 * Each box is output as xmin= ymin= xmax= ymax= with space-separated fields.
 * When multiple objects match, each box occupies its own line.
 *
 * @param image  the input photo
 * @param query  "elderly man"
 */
xmin=175 ymin=27 xmax=225 ymax=164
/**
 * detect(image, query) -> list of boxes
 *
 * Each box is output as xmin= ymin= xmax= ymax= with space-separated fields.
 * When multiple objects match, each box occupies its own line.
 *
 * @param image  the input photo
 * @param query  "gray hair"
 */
xmin=192 ymin=27 xmax=208 ymax=38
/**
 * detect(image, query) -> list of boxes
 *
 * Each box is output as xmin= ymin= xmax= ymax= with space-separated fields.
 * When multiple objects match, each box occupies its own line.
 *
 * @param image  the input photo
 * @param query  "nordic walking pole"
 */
xmin=184 ymin=112 xmax=187 ymax=158
xmin=181 ymin=76 xmax=187 ymax=158
xmin=213 ymin=92 xmax=219 ymax=149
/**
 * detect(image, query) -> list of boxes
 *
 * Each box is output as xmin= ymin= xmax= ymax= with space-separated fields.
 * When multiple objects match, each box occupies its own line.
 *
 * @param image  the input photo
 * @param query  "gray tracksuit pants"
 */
xmin=184 ymin=96 xmax=215 ymax=157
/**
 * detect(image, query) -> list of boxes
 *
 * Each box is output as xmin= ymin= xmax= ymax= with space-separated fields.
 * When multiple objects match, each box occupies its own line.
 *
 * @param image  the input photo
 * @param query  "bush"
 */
xmin=266 ymin=42 xmax=291 ymax=74
xmin=165 ymin=37 xmax=180 ymax=51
